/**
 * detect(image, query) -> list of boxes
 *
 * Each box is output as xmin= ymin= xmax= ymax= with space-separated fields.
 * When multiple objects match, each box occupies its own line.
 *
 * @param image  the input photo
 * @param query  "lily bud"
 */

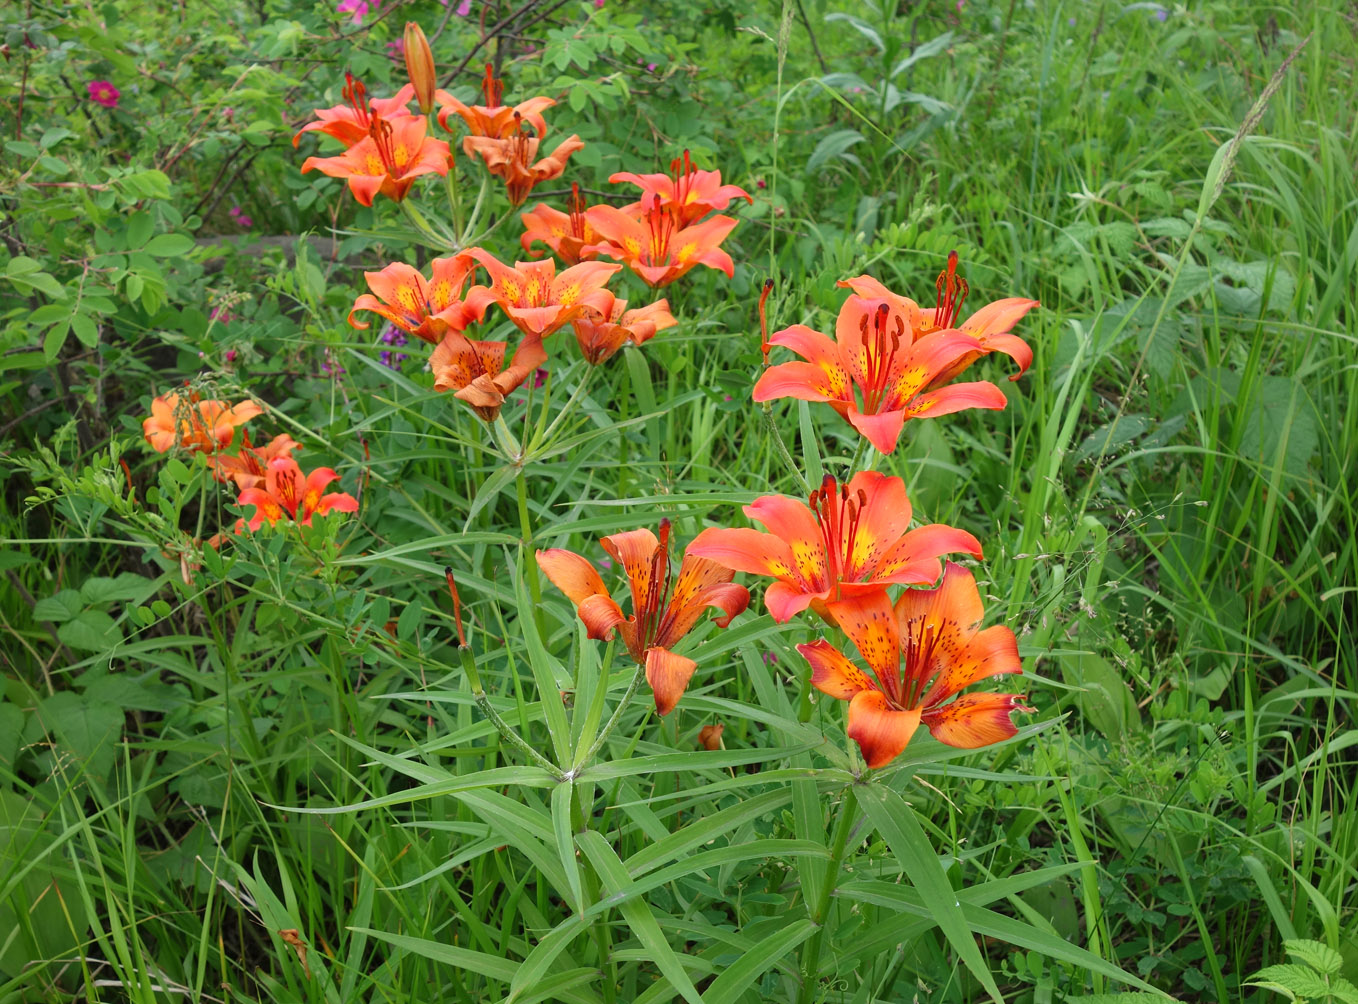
xmin=403 ymin=22 xmax=436 ymax=114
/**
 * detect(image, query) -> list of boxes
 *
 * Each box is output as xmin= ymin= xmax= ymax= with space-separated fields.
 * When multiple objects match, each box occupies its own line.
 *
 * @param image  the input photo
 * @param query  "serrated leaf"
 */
xmin=1283 ymin=938 xmax=1343 ymax=975
xmin=1246 ymin=963 xmax=1331 ymax=998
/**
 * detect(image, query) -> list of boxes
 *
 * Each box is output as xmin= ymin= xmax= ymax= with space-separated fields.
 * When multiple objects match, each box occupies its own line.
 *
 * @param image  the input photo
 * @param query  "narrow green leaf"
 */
xmin=503 ymin=914 xmax=588 ymax=1004
xmin=552 ymin=782 xmax=584 ymax=915
xmin=703 ymin=919 xmax=816 ymax=1004
xmin=581 ymin=744 xmax=815 ymax=781
xmin=576 ymin=831 xmax=705 ymax=1004
xmin=350 ymin=927 xmax=518 ymax=983
xmin=857 ymin=784 xmax=1004 ymax=1002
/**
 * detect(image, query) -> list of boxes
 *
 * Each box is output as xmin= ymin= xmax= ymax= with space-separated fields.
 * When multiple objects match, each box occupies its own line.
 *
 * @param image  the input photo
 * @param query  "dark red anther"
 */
xmin=644 ymin=194 xmax=676 ymax=264
xmin=445 ymin=566 xmax=467 ymax=648
xmin=569 ymin=182 xmax=587 ymax=239
xmin=481 ymin=63 xmax=503 ymax=108
xmin=344 ymin=72 xmax=370 ymax=131
xmin=670 ymin=148 xmax=695 ymax=208
xmin=758 ymin=278 xmax=774 ymax=366
xmin=933 ymin=250 xmax=970 ymax=330
xmin=369 ymin=116 xmax=399 ymax=173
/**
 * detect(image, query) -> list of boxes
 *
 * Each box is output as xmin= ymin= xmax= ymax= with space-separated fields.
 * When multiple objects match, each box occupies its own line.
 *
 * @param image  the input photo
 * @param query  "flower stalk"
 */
xmin=797 ymin=784 xmax=860 ymax=1004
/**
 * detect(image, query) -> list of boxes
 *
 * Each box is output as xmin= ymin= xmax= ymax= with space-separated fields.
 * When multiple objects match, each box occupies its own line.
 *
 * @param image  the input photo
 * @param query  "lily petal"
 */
xmin=847 ymin=690 xmax=922 ymax=769
xmin=799 ymin=639 xmax=875 ymax=700
xmin=646 ymin=646 xmax=698 ymax=716
xmin=922 ymin=692 xmax=1030 ymax=748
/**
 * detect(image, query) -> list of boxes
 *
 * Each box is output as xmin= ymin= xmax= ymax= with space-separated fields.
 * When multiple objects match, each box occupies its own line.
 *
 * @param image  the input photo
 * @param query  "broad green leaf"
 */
xmin=143 ymin=233 xmax=195 ymax=257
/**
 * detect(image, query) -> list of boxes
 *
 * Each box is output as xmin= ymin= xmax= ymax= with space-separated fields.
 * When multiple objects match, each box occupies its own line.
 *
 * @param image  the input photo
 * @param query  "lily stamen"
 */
xmin=932 ymin=250 xmax=970 ymax=330
xmin=343 ymin=72 xmax=370 ymax=132
xmin=481 ymin=63 xmax=504 ymax=108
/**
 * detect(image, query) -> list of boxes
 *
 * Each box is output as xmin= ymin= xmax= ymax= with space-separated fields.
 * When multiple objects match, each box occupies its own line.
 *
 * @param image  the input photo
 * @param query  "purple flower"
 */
xmin=210 ymin=306 xmax=236 ymax=324
xmin=386 ymin=38 xmax=405 ymax=62
xmin=456 ymin=0 xmax=471 ymax=14
xmin=321 ymin=348 xmax=346 ymax=376
xmin=1155 ymin=8 xmax=1168 ymax=20
xmin=229 ymin=204 xmax=253 ymax=229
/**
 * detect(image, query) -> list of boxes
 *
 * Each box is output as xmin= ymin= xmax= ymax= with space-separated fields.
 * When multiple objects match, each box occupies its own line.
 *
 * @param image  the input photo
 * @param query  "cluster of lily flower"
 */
xmin=138 ymin=24 xmax=1042 ymax=768
xmin=294 ymin=35 xmax=751 ymax=418
xmin=141 ymin=392 xmax=357 ymax=533
xmin=535 ymin=254 xmax=1040 ymax=768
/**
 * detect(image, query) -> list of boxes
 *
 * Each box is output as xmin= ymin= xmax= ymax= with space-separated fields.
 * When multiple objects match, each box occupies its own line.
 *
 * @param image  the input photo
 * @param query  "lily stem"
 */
xmin=575 ymin=662 xmax=646 ymax=771
xmin=516 ymin=468 xmax=546 ymax=639
xmin=401 ymin=199 xmax=456 ymax=252
xmin=459 ymin=646 xmax=562 ymax=777
xmin=460 ymin=173 xmax=491 ymax=244
xmin=445 ymin=167 xmax=463 ymax=245
xmin=761 ymin=401 xmax=811 ymax=494
xmin=797 ymin=784 xmax=860 ymax=1004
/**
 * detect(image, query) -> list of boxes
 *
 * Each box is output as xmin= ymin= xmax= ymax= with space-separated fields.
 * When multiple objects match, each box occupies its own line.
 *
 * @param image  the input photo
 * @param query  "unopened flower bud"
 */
xmin=403 ymin=22 xmax=437 ymax=114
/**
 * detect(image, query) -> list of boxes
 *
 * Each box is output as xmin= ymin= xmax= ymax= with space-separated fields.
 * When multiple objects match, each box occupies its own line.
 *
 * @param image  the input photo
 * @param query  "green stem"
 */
xmin=575 ymin=663 xmax=647 ymax=771
xmin=445 ymin=168 xmax=463 ymax=243
xmin=797 ymin=785 xmax=860 ymax=1004
xmin=460 ymin=173 xmax=491 ymax=243
xmin=490 ymin=415 xmax=522 ymax=459
xmin=460 ymin=646 xmax=562 ymax=777
xmin=761 ymin=401 xmax=811 ymax=493
xmin=846 ymin=436 xmax=867 ymax=478
xmin=570 ymin=782 xmax=617 ymax=1004
xmin=400 ymin=199 xmax=457 ymax=252
xmin=516 ymin=469 xmax=545 ymax=637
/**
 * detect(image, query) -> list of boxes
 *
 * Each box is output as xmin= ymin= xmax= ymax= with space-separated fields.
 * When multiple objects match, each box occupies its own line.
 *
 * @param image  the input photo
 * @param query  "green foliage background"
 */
xmin=0 ymin=0 xmax=1354 ymax=1001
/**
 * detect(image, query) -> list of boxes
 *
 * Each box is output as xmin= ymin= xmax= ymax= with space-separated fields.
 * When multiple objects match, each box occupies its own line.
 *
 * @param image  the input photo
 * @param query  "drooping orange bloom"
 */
xmin=520 ymin=183 xmax=604 ymax=264
xmin=429 ymin=332 xmax=547 ymax=421
xmin=292 ymin=73 xmax=416 ymax=148
xmin=463 ymin=248 xmax=619 ymax=340
xmin=751 ymin=292 xmax=1007 ymax=455
xmin=347 ymin=255 xmax=486 ymax=345
xmin=208 ymin=432 xmax=302 ymax=490
xmin=436 ymin=64 xmax=555 ymax=141
xmin=586 ymin=198 xmax=738 ymax=288
xmin=838 ymin=254 xmax=1039 ymax=387
xmin=610 ymin=149 xmax=752 ymax=227
xmin=234 ymin=458 xmax=358 ymax=532
xmin=537 ymin=520 xmax=749 ymax=715
xmin=463 ymin=119 xmax=584 ymax=206
xmin=570 ymin=294 xmax=676 ymax=364
xmin=301 ymin=115 xmax=451 ymax=207
xmin=798 ymin=563 xmax=1030 ymax=768
xmin=143 ymin=392 xmax=263 ymax=454
xmin=688 ymin=471 xmax=981 ymax=624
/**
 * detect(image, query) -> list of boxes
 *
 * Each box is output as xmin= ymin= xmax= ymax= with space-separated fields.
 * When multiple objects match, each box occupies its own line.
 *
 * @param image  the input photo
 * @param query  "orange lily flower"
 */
xmin=463 ymin=119 xmax=584 ymax=207
xmin=610 ymin=149 xmax=752 ymax=227
xmin=688 ymin=471 xmax=981 ymax=624
xmin=429 ymin=332 xmax=547 ymax=421
xmin=838 ymin=253 xmax=1039 ymax=387
xmin=570 ymin=293 xmax=676 ymax=364
xmin=208 ymin=432 xmax=302 ymax=490
xmin=436 ymin=63 xmax=554 ymax=140
xmin=519 ymin=183 xmax=604 ymax=264
xmin=586 ymin=198 xmax=738 ymax=288
xmin=798 ymin=563 xmax=1031 ymax=768
xmin=347 ymin=255 xmax=486 ymax=345
xmin=292 ymin=72 xmax=416 ymax=148
xmin=143 ymin=392 xmax=262 ymax=454
xmin=536 ymin=520 xmax=749 ymax=715
xmin=464 ymin=248 xmax=619 ymax=340
xmin=752 ymin=291 xmax=1007 ymax=455
xmin=301 ymin=115 xmax=451 ymax=207
xmin=234 ymin=458 xmax=358 ymax=532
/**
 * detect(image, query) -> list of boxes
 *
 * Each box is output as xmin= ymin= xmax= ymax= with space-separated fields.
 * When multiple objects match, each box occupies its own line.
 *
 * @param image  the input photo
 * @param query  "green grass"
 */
xmin=2 ymin=0 xmax=1356 ymax=1001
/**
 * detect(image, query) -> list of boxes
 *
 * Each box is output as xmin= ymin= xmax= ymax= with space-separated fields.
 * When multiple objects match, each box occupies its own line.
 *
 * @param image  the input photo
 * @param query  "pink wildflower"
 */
xmin=88 ymin=81 xmax=120 ymax=109
xmin=337 ymin=0 xmax=369 ymax=25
